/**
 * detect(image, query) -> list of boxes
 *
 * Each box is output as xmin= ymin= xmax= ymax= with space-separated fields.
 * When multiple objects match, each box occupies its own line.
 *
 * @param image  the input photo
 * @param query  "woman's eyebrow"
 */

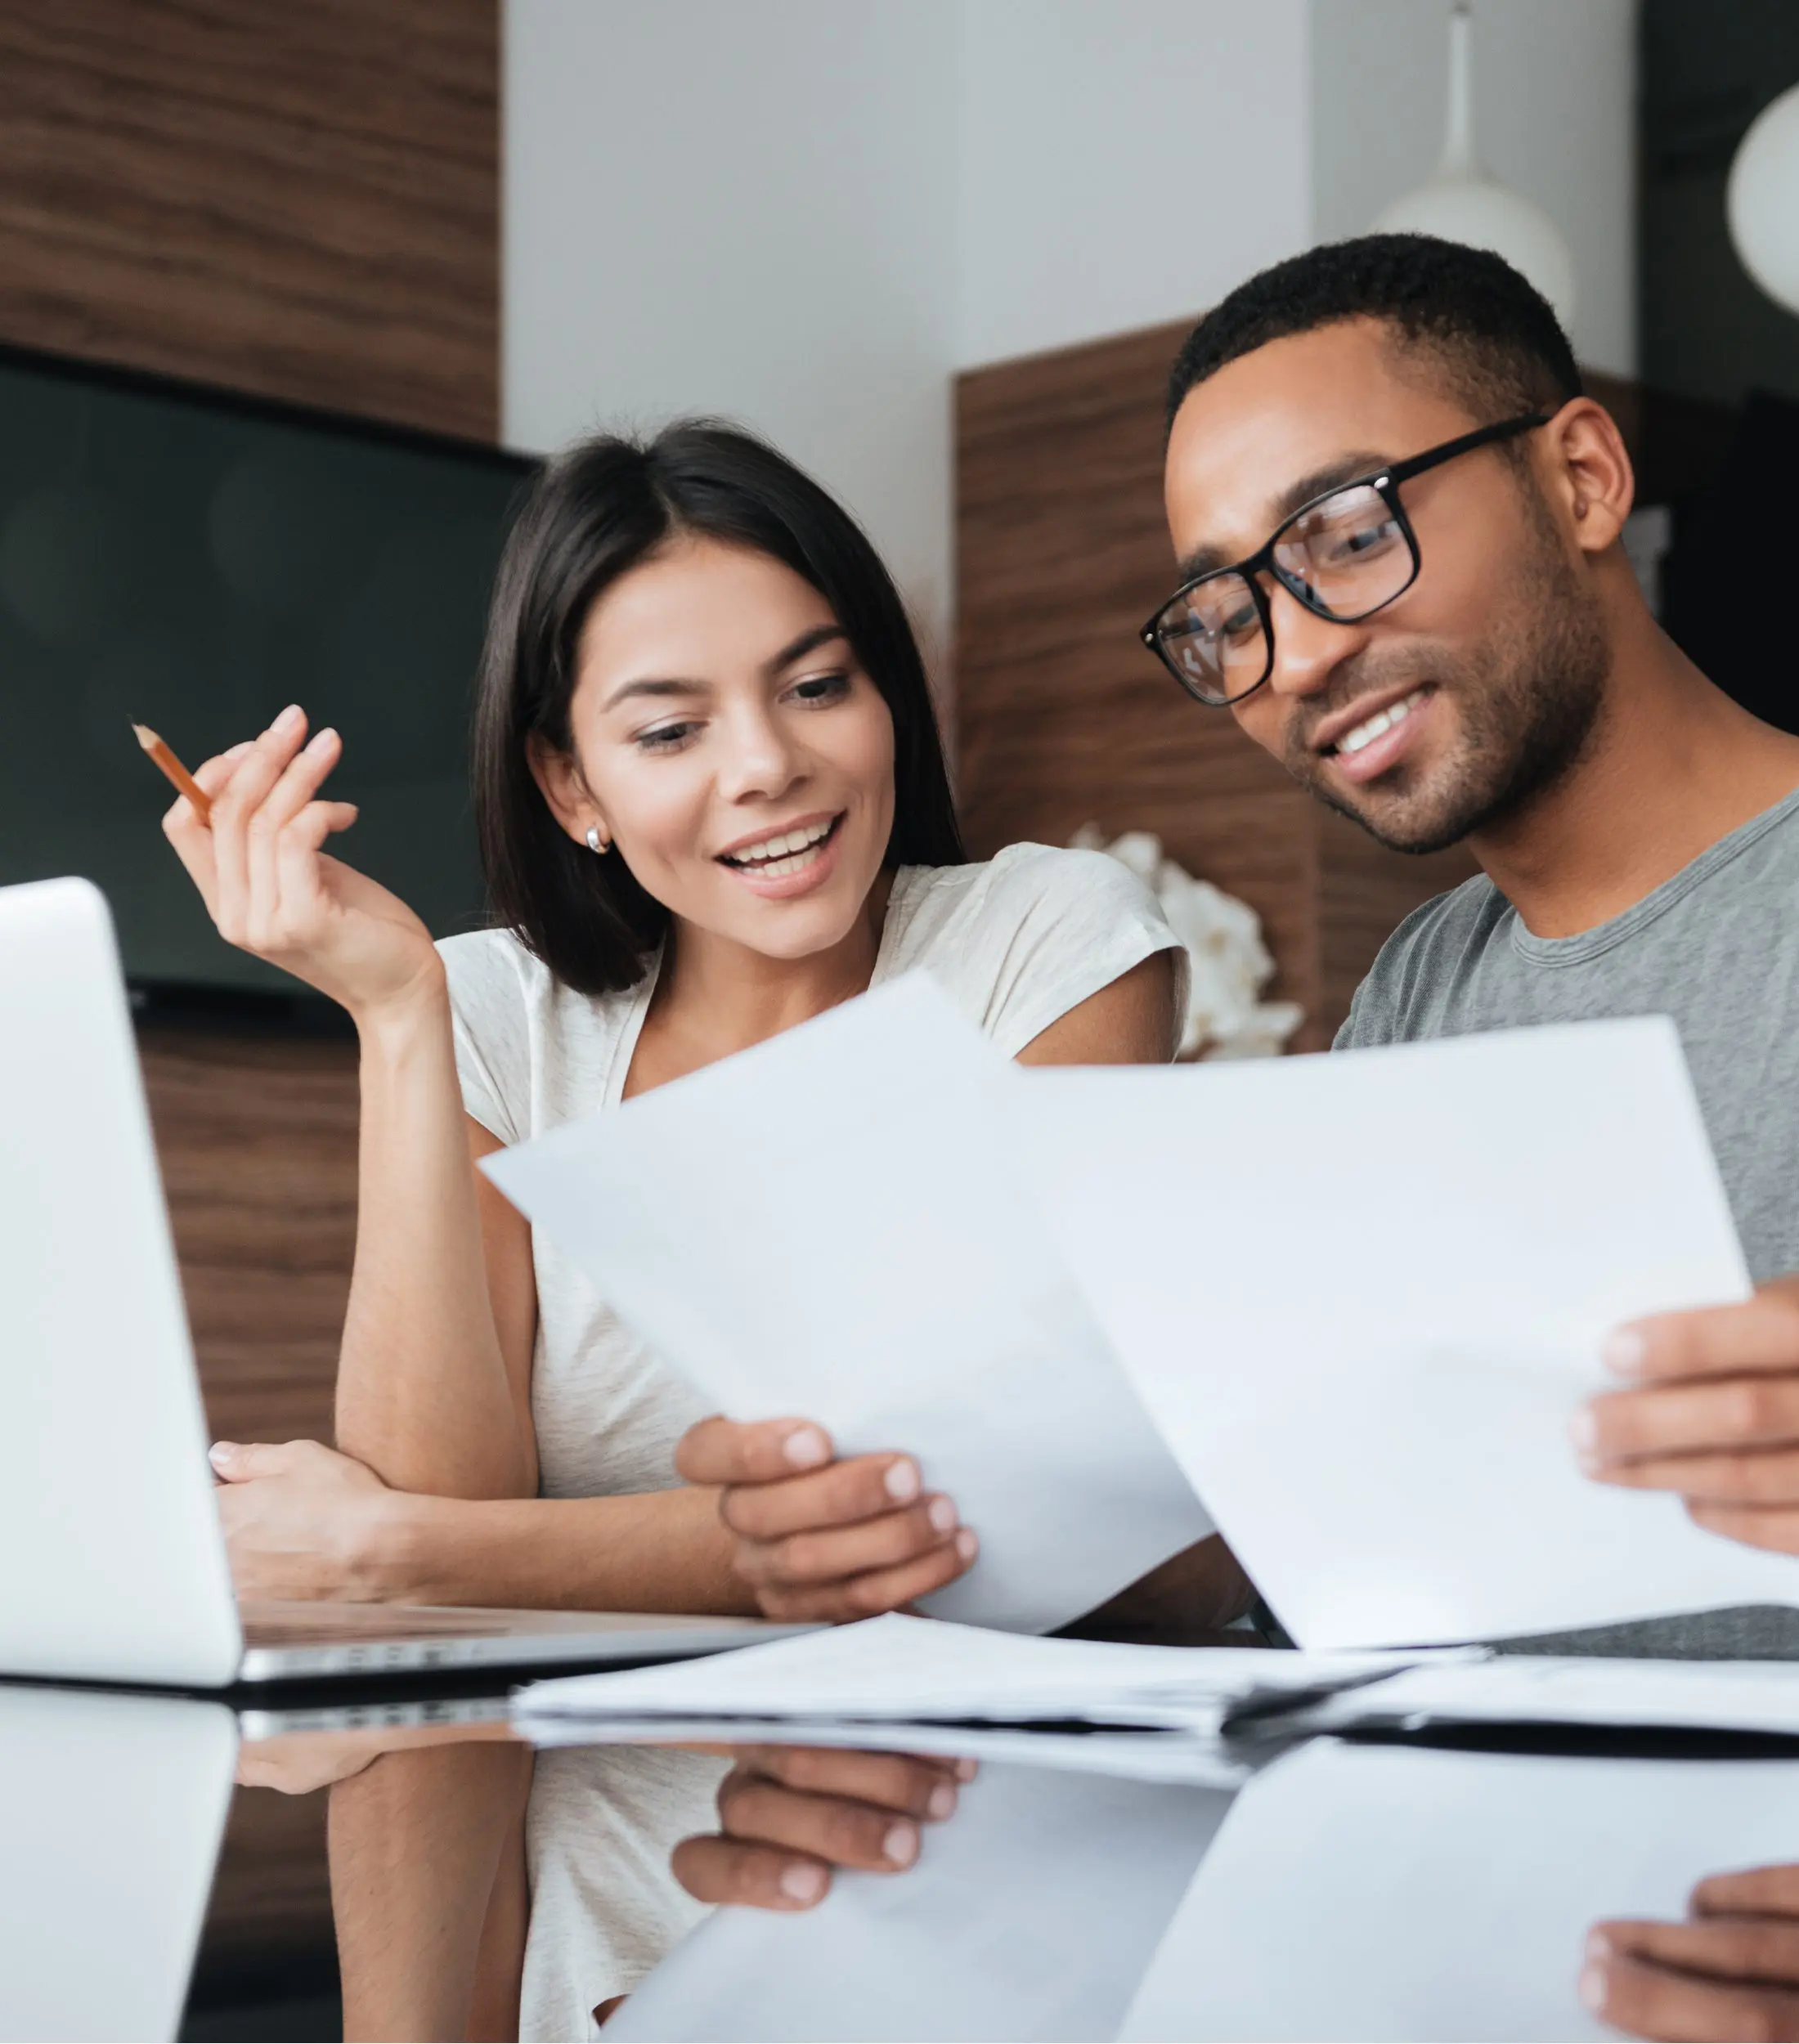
xmin=599 ymin=626 xmax=847 ymax=711
xmin=599 ymin=675 xmax=711 ymax=713
xmin=764 ymin=624 xmax=848 ymax=674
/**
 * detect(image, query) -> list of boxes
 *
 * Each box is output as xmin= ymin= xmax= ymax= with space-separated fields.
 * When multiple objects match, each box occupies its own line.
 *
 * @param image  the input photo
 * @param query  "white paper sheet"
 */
xmin=482 ymin=974 xmax=1210 ymax=1634
xmin=513 ymin=1611 xmax=1465 ymax=1736
xmin=1292 ymin=1651 xmax=1799 ymax=1737
xmin=1123 ymin=1739 xmax=1799 ymax=2042
xmin=1007 ymin=1018 xmax=1799 ymax=1648
xmin=608 ymin=1762 xmax=1236 ymax=2042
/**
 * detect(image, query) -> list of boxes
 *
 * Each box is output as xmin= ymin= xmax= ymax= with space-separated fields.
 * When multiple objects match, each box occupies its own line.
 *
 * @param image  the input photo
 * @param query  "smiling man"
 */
xmin=1148 ymin=234 xmax=1799 ymax=1650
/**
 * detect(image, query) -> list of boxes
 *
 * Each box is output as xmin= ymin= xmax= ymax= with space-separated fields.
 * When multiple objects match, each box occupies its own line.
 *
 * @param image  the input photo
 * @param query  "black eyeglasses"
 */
xmin=1140 ymin=412 xmax=1550 ymax=707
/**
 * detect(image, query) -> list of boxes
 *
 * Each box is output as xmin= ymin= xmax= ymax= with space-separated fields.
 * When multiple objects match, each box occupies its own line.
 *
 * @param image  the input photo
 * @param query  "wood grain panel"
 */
xmin=957 ymin=319 xmax=1475 ymax=1051
xmin=138 ymin=1026 xmax=358 ymax=1447
xmin=201 ymin=1786 xmax=334 ymax=1959
xmin=0 ymin=0 xmax=498 ymax=440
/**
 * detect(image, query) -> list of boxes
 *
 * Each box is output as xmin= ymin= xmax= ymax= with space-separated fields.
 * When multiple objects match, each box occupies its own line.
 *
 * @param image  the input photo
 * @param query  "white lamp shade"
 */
xmin=1375 ymin=177 xmax=1577 ymax=329
xmin=1728 ymin=83 xmax=1799 ymax=316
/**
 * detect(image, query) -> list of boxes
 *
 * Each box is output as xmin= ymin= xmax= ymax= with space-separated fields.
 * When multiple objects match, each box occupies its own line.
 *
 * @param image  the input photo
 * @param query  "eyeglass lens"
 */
xmin=1155 ymin=482 xmax=1415 ymax=703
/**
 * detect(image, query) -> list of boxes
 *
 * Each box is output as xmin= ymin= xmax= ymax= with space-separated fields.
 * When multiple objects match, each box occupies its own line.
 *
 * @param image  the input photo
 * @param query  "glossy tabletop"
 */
xmin=5 ymin=1674 xmax=1798 ymax=2044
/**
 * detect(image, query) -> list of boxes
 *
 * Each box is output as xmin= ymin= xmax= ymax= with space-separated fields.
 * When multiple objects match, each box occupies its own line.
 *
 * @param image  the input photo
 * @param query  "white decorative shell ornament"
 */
xmin=1070 ymin=826 xmax=1305 ymax=1060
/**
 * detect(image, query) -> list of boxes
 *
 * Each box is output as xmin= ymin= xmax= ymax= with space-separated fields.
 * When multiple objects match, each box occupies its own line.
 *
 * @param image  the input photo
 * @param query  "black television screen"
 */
xmin=0 ymin=343 xmax=538 ymax=1006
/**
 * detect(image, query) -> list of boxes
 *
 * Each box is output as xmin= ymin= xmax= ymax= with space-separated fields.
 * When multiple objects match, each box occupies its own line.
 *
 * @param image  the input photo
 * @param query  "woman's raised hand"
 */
xmin=162 ymin=704 xmax=442 ymax=1020
xmin=675 ymin=1416 xmax=977 ymax=1623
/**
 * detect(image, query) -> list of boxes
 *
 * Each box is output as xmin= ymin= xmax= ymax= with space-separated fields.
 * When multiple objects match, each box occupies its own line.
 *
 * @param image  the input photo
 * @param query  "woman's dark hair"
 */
xmin=473 ymin=419 xmax=963 ymax=995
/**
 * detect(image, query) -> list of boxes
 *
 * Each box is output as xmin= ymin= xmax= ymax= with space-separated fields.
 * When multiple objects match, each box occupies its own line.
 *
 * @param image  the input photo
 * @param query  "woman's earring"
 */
xmin=585 ymin=825 xmax=609 ymax=855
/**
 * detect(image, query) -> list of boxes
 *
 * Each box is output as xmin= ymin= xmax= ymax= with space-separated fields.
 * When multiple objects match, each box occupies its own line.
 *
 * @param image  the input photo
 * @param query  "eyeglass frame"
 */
xmin=1139 ymin=410 xmax=1552 ymax=707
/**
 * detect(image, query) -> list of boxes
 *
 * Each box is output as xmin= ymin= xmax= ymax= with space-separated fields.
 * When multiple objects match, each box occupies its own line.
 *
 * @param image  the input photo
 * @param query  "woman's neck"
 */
xmin=625 ymin=872 xmax=895 ymax=1096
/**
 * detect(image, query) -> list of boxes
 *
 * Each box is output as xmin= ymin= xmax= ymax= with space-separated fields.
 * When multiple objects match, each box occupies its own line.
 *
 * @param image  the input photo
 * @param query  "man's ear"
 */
xmin=526 ymin=733 xmax=610 ymax=850
xmin=1544 ymin=397 xmax=1635 ymax=558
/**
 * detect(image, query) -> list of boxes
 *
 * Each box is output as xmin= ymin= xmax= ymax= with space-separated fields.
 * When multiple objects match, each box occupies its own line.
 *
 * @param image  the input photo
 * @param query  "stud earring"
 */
xmin=585 ymin=825 xmax=608 ymax=855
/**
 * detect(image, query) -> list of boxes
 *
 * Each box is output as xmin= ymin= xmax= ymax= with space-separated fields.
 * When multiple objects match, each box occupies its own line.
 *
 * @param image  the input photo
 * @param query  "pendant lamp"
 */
xmin=1372 ymin=3 xmax=1577 ymax=328
xmin=1728 ymin=83 xmax=1799 ymax=316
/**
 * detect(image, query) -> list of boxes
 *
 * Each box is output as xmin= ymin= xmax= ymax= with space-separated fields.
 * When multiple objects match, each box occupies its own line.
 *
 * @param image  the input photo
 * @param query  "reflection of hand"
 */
xmin=209 ymin=1438 xmax=411 ymax=1602
xmin=236 ymin=1728 xmax=395 ymax=1795
xmin=671 ymin=1745 xmax=974 ymax=1911
xmin=1584 ymin=1863 xmax=1799 ymax=2040
xmin=237 ymin=1719 xmax=522 ymax=1796
xmin=1577 ymin=1277 xmax=1799 ymax=1556
xmin=675 ymin=1417 xmax=977 ymax=1622
xmin=160 ymin=706 xmax=443 ymax=1023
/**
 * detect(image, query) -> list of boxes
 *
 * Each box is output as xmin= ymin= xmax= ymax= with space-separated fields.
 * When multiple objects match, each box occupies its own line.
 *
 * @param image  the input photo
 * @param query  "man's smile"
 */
xmin=1311 ymin=684 xmax=1438 ymax=786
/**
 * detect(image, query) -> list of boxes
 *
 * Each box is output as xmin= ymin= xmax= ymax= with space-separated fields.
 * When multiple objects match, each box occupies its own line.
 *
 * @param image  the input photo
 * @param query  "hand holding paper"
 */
xmin=1008 ymin=1017 xmax=1799 ymax=1647
xmin=482 ymin=975 xmax=1212 ymax=1634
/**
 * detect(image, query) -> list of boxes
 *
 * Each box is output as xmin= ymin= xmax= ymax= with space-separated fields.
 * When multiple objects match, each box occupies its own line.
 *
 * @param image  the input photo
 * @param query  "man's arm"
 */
xmin=1576 ymin=1275 xmax=1799 ymax=1555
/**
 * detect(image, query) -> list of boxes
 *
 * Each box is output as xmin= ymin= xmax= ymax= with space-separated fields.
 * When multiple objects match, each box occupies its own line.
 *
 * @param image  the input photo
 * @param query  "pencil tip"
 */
xmin=130 ymin=722 xmax=155 ymax=748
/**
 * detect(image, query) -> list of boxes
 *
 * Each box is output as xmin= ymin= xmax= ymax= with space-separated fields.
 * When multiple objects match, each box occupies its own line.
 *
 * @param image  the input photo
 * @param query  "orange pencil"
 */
xmin=132 ymin=723 xmax=213 ymax=825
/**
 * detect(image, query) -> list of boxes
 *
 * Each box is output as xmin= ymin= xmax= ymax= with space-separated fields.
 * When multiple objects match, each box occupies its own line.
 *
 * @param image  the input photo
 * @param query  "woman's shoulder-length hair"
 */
xmin=471 ymin=419 xmax=964 ymax=997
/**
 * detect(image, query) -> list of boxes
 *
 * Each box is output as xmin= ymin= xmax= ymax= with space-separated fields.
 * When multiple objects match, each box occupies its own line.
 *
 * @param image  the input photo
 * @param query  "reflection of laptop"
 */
xmin=0 ymin=877 xmax=810 ymax=1688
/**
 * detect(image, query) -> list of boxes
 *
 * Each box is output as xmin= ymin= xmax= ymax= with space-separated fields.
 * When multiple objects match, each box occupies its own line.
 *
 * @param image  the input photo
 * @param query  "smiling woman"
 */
xmin=158 ymin=419 xmax=1196 ymax=2026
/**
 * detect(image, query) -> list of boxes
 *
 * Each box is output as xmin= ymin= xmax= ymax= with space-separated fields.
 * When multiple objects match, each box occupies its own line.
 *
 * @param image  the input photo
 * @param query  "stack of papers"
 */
xmin=1281 ymin=1650 xmax=1799 ymax=1739
xmin=514 ymin=1611 xmax=1468 ymax=1759
xmin=516 ymin=1613 xmax=1799 ymax=1762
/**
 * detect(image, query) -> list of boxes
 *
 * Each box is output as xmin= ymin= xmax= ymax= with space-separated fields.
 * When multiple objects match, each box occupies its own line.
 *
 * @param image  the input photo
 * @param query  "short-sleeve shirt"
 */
xmin=437 ymin=843 xmax=1183 ymax=2032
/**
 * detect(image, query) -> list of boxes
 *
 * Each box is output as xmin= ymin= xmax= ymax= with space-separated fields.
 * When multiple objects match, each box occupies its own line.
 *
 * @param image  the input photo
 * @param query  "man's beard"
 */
xmin=1285 ymin=536 xmax=1613 ymax=857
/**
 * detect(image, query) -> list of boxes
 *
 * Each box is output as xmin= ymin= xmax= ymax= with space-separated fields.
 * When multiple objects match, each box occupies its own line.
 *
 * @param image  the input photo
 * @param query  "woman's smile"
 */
xmin=716 ymin=811 xmax=845 ymax=896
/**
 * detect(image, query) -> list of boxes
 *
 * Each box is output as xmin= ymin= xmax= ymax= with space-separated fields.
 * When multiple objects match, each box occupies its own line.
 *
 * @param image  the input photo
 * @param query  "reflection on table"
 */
xmin=2 ymin=1679 xmax=1795 ymax=2043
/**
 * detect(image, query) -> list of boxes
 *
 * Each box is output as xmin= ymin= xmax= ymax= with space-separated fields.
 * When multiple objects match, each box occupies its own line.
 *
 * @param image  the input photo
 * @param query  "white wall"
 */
xmin=503 ymin=0 xmax=960 ymax=653
xmin=504 ymin=0 xmax=1640 ymax=664
xmin=1309 ymin=0 xmax=1638 ymax=374
xmin=954 ymin=0 xmax=1312 ymax=368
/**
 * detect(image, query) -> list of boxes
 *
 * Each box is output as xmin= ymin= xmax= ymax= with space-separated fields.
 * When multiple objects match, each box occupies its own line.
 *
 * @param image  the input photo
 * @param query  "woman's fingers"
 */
xmin=720 ymin=1452 xmax=936 ymax=1540
xmin=160 ymin=743 xmax=255 ymax=914
xmin=671 ymin=1746 xmax=975 ymax=1911
xmin=209 ymin=705 xmax=309 ymax=944
xmin=245 ymin=725 xmax=343 ymax=940
xmin=755 ymin=1527 xmax=979 ymax=1623
xmin=676 ymin=1415 xmax=836 ymax=1485
xmin=726 ymin=1744 xmax=971 ymax=1819
xmin=732 ymin=1494 xmax=962 ymax=1591
xmin=671 ymin=1835 xmax=834 ymax=1911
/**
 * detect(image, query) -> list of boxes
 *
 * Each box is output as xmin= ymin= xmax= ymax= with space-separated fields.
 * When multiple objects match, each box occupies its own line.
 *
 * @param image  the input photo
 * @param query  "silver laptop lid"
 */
xmin=0 ymin=877 xmax=244 ymax=1686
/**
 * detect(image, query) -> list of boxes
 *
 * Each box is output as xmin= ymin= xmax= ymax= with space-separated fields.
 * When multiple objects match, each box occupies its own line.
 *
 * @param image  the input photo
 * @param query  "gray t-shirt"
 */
xmin=1337 ymin=785 xmax=1799 ymax=1658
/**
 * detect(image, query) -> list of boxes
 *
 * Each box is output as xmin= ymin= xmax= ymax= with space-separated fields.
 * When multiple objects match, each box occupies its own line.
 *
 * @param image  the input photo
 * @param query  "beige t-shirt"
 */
xmin=437 ymin=843 xmax=1183 ymax=2037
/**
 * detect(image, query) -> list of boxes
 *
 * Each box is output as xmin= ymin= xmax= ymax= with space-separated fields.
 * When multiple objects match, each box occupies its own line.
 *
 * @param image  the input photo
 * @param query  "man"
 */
xmin=675 ymin=234 xmax=1799 ymax=1889
xmin=679 ymin=233 xmax=1799 ymax=1619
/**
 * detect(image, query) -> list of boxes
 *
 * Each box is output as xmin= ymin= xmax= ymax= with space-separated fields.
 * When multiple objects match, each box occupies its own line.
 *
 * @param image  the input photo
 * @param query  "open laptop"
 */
xmin=0 ymin=876 xmax=810 ymax=1688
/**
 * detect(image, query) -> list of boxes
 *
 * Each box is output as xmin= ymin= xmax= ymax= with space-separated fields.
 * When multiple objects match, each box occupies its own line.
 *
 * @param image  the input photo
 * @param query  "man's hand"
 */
xmin=671 ymin=1745 xmax=973 ymax=1912
xmin=1574 ymin=1276 xmax=1799 ymax=1555
xmin=1583 ymin=1863 xmax=1799 ymax=2041
xmin=675 ymin=1417 xmax=976 ymax=1622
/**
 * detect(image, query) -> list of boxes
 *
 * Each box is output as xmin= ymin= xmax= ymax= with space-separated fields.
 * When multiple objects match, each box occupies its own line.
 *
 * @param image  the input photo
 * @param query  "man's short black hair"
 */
xmin=1165 ymin=232 xmax=1581 ymax=436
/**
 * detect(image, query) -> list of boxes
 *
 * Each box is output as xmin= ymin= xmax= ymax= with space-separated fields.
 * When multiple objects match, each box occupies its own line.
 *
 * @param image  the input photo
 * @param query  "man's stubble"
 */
xmin=1285 ymin=515 xmax=1613 ymax=858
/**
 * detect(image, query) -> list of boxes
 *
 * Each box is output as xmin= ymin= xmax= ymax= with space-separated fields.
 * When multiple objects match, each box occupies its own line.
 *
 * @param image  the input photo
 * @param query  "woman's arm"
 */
xmin=162 ymin=712 xmax=535 ymax=1501
xmin=334 ymin=1015 xmax=537 ymax=1499
xmin=330 ymin=1740 xmax=532 ymax=2042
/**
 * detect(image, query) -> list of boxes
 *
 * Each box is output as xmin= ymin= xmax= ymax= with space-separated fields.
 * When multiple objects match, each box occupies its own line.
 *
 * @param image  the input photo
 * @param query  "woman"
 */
xmin=165 ymin=421 xmax=1223 ymax=2025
